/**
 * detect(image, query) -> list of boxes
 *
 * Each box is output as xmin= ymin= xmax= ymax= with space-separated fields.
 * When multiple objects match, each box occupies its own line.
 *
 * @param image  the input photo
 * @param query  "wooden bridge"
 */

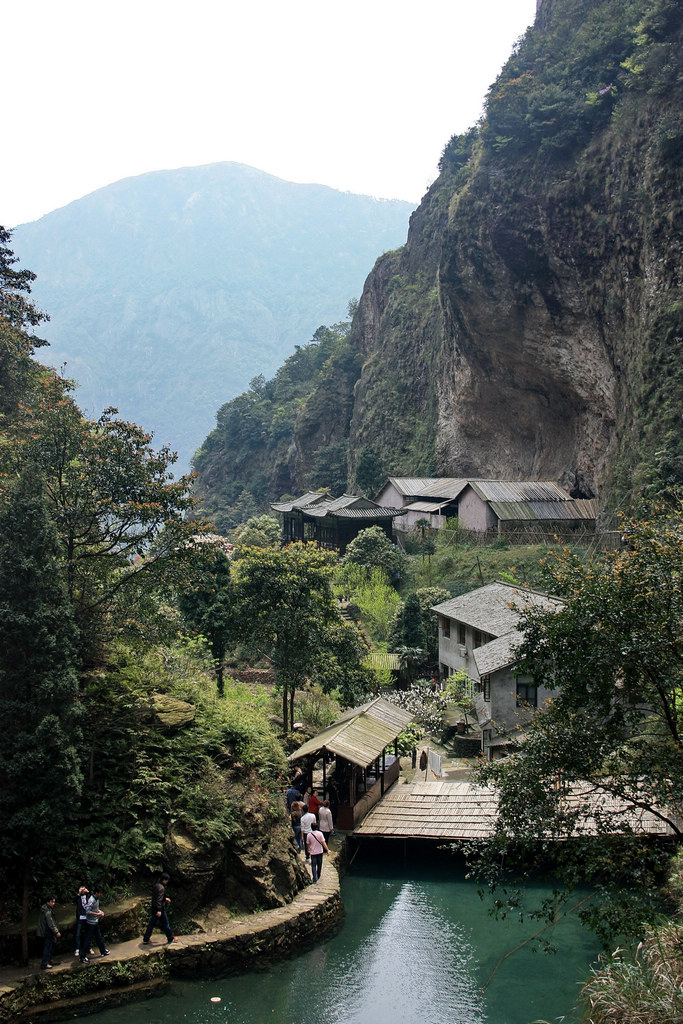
xmin=353 ymin=779 xmax=677 ymax=841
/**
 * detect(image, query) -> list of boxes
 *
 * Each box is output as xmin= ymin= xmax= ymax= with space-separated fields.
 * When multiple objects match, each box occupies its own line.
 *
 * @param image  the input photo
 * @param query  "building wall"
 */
xmin=375 ymin=482 xmax=406 ymax=509
xmin=457 ymin=487 xmax=496 ymax=532
xmin=437 ymin=616 xmax=494 ymax=679
xmin=397 ymin=509 xmax=446 ymax=531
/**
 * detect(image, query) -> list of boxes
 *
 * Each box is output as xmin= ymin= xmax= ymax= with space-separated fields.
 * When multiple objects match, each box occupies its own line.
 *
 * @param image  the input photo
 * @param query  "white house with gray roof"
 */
xmin=431 ymin=582 xmax=563 ymax=760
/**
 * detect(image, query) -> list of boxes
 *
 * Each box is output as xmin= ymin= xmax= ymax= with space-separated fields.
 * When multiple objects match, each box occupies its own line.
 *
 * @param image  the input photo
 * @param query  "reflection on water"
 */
xmin=88 ymin=855 xmax=598 ymax=1024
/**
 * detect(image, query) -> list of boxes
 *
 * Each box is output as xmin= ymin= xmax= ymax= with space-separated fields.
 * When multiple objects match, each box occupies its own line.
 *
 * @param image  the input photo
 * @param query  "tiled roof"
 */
xmin=473 ymin=632 xmax=524 ymax=675
xmin=272 ymin=492 xmax=405 ymax=519
xmin=489 ymin=498 xmax=598 ymax=522
xmin=431 ymin=581 xmax=563 ymax=636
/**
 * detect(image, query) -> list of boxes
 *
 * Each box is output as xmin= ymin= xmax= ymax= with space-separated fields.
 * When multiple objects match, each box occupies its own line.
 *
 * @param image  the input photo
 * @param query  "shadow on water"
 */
xmin=88 ymin=843 xmax=601 ymax=1024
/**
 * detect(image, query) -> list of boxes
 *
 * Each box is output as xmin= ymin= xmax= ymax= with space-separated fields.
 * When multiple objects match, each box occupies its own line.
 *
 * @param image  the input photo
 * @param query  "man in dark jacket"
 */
xmin=37 ymin=896 xmax=61 ymax=969
xmin=142 ymin=873 xmax=177 ymax=945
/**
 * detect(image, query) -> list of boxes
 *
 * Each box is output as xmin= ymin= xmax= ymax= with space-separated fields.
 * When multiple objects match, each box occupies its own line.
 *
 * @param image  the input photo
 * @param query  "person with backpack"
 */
xmin=37 ymin=895 xmax=61 ymax=970
xmin=142 ymin=873 xmax=178 ymax=945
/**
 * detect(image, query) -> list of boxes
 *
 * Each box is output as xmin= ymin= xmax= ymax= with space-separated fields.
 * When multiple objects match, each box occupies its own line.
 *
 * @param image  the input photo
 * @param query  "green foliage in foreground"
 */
xmin=66 ymin=641 xmax=287 ymax=897
xmin=470 ymin=506 xmax=683 ymax=947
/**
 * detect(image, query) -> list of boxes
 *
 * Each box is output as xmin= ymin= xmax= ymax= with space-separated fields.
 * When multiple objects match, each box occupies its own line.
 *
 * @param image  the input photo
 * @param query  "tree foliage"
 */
xmin=0 ymin=374 xmax=201 ymax=665
xmin=473 ymin=507 xmax=683 ymax=942
xmin=0 ymin=467 xmax=82 ymax=958
xmin=233 ymin=543 xmax=368 ymax=729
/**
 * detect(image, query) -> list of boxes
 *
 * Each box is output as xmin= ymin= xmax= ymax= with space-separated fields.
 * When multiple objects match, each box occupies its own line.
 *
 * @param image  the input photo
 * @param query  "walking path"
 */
xmin=0 ymin=856 xmax=342 ymax=1024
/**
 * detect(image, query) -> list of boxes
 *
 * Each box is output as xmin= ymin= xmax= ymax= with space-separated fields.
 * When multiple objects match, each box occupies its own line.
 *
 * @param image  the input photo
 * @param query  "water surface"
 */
xmin=91 ymin=854 xmax=599 ymax=1024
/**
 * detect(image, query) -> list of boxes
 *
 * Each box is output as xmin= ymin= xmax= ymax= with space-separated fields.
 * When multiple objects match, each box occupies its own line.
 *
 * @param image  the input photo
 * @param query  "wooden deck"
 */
xmin=353 ymin=779 xmax=677 ymax=841
xmin=354 ymin=781 xmax=496 ymax=840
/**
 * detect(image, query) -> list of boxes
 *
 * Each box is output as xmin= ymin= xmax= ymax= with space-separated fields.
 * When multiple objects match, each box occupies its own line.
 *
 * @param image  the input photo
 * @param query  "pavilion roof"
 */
xmin=288 ymin=696 xmax=413 ymax=769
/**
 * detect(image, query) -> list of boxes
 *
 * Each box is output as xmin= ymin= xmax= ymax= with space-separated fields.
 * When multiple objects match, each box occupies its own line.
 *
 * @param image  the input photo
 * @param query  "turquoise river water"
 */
xmin=90 ymin=853 xmax=600 ymax=1024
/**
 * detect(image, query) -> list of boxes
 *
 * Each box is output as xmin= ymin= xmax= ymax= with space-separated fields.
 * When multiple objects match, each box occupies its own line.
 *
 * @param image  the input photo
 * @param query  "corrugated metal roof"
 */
xmin=417 ymin=479 xmax=470 ymax=500
xmin=382 ymin=478 xmax=443 ymax=496
xmin=288 ymin=696 xmax=413 ymax=768
xmin=402 ymin=500 xmax=451 ymax=513
xmin=432 ymin=582 xmax=563 ymax=636
xmin=468 ymin=480 xmax=570 ymax=503
xmin=489 ymin=499 xmax=598 ymax=522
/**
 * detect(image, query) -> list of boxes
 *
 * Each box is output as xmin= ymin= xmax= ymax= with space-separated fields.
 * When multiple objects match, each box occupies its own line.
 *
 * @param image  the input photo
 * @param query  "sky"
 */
xmin=2 ymin=0 xmax=538 ymax=228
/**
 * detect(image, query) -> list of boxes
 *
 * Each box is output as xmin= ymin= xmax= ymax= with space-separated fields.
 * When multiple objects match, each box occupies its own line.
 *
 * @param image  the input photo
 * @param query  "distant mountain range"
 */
xmin=12 ymin=163 xmax=414 ymax=473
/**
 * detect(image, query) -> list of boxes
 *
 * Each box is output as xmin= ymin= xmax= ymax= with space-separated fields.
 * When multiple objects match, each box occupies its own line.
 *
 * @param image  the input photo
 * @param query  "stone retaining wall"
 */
xmin=0 ymin=863 xmax=343 ymax=1024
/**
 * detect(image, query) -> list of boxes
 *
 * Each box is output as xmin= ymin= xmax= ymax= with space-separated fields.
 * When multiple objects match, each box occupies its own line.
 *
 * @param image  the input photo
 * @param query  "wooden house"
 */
xmin=271 ymin=492 xmax=405 ymax=554
xmin=288 ymin=696 xmax=413 ymax=829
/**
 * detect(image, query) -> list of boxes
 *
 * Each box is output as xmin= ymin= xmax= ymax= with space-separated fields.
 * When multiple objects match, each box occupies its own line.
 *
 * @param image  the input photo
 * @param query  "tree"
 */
xmin=0 ymin=467 xmax=82 ymax=960
xmin=234 ymin=543 xmax=366 ymax=731
xmin=233 ymin=514 xmax=280 ymax=551
xmin=179 ymin=539 xmax=235 ymax=695
xmin=0 ymin=226 xmax=50 ymax=419
xmin=473 ymin=507 xmax=683 ymax=942
xmin=1 ymin=376 xmax=202 ymax=665
xmin=353 ymin=447 xmax=386 ymax=496
xmin=342 ymin=525 xmax=405 ymax=582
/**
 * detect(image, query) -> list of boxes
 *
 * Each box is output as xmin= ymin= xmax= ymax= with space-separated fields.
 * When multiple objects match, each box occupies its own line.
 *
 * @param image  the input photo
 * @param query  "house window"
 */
xmin=440 ymin=663 xmax=449 ymax=679
xmin=442 ymin=617 xmax=451 ymax=638
xmin=473 ymin=629 xmax=483 ymax=649
xmin=458 ymin=623 xmax=466 ymax=645
xmin=516 ymin=682 xmax=537 ymax=707
xmin=481 ymin=675 xmax=491 ymax=701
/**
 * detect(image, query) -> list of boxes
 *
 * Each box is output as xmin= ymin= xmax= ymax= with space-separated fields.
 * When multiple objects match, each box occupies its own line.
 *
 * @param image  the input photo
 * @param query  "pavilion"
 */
xmin=288 ymin=696 xmax=413 ymax=830
xmin=270 ymin=492 xmax=405 ymax=554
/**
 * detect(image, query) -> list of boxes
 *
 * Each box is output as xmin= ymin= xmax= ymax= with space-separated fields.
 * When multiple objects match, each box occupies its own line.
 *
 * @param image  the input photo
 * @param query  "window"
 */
xmin=481 ymin=675 xmax=491 ymax=701
xmin=473 ymin=629 xmax=483 ymax=648
xmin=516 ymin=682 xmax=537 ymax=707
xmin=442 ymin=617 xmax=451 ymax=638
xmin=458 ymin=623 xmax=466 ymax=645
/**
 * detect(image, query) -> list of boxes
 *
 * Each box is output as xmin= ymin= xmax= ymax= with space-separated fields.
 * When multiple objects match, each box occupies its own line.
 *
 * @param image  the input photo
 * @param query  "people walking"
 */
xmin=290 ymin=801 xmax=303 ymax=851
xmin=80 ymin=885 xmax=109 ymax=963
xmin=37 ymin=896 xmax=61 ymax=969
xmin=74 ymin=884 xmax=89 ymax=957
xmin=318 ymin=799 xmax=333 ymax=843
xmin=300 ymin=806 xmax=316 ymax=861
xmin=285 ymin=783 xmax=302 ymax=810
xmin=142 ymin=873 xmax=177 ymax=945
xmin=305 ymin=827 xmax=329 ymax=883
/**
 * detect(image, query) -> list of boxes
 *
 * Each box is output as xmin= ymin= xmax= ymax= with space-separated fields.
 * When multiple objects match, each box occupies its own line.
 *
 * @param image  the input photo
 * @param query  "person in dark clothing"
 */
xmin=74 ymin=884 xmax=89 ymax=957
xmin=285 ymin=784 xmax=302 ymax=810
xmin=142 ymin=873 xmax=177 ymax=944
xmin=37 ymin=896 xmax=61 ymax=969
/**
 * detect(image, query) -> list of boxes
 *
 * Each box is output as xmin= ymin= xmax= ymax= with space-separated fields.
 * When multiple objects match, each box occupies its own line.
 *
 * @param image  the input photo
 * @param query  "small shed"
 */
xmin=288 ymin=696 xmax=413 ymax=829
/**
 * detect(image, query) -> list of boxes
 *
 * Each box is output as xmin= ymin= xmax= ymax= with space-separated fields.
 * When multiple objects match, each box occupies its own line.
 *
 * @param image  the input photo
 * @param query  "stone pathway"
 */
xmin=0 ymin=857 xmax=341 ymax=1023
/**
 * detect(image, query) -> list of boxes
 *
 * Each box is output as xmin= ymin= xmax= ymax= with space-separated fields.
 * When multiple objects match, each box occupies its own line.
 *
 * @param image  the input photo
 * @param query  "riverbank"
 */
xmin=0 ymin=856 xmax=342 ymax=1024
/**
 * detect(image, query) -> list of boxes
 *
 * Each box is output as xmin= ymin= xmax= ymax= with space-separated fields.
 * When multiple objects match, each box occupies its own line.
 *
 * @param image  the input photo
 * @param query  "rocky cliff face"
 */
xmin=342 ymin=0 xmax=683 ymax=509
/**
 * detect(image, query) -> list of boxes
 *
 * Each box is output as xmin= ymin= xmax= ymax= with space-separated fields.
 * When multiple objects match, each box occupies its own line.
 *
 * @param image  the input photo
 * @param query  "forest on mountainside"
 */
xmin=194 ymin=0 xmax=683 ymax=518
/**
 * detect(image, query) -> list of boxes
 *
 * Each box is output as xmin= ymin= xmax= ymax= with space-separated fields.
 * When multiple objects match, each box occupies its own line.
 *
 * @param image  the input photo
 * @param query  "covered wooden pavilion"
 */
xmin=288 ymin=697 xmax=413 ymax=830
xmin=271 ymin=492 xmax=405 ymax=555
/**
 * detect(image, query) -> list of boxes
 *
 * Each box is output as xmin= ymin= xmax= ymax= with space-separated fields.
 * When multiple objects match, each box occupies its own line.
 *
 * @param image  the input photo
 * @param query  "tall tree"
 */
xmin=234 ymin=543 xmax=367 ymax=730
xmin=1 ymin=376 xmax=202 ymax=665
xmin=0 ymin=467 xmax=82 ymax=960
xmin=474 ymin=507 xmax=683 ymax=941
xmin=179 ymin=539 xmax=235 ymax=695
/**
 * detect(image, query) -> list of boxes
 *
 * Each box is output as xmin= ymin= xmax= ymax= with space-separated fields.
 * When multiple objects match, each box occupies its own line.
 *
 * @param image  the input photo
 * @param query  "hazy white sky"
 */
xmin=3 ymin=0 xmax=537 ymax=227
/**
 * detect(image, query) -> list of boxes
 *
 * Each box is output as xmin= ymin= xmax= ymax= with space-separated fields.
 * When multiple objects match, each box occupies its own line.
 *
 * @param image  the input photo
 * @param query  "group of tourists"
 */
xmin=285 ymin=777 xmax=336 ymax=884
xmin=36 ymin=873 xmax=177 ymax=971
